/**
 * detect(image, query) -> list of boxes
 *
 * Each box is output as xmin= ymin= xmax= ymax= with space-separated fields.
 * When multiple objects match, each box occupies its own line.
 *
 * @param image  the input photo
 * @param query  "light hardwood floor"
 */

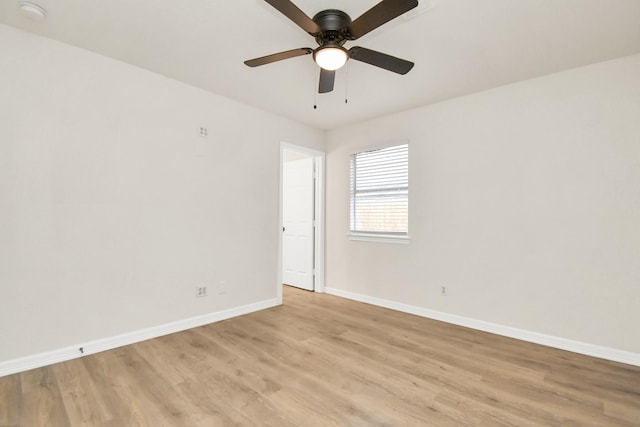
xmin=1 ymin=286 xmax=639 ymax=426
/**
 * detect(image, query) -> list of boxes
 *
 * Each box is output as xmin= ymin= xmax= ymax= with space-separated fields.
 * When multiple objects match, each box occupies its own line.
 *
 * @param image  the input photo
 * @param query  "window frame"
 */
xmin=348 ymin=142 xmax=410 ymax=244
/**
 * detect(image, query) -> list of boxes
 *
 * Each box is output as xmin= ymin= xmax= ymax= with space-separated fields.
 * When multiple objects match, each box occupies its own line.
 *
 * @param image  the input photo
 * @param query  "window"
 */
xmin=350 ymin=143 xmax=408 ymax=241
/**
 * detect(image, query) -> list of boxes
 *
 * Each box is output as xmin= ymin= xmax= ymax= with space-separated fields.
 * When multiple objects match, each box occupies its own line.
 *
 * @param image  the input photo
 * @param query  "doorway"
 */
xmin=278 ymin=143 xmax=325 ymax=303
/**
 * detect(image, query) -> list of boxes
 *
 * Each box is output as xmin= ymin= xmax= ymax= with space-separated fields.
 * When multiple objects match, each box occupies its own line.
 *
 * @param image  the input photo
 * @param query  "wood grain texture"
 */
xmin=1 ymin=286 xmax=639 ymax=426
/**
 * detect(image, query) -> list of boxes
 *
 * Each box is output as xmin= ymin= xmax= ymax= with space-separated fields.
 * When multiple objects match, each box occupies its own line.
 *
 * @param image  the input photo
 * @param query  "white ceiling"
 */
xmin=2 ymin=0 xmax=640 ymax=130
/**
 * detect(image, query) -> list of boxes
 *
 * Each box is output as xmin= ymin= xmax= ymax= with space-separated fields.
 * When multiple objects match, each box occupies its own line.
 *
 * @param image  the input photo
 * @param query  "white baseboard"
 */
xmin=325 ymin=287 xmax=640 ymax=367
xmin=0 ymin=298 xmax=279 ymax=377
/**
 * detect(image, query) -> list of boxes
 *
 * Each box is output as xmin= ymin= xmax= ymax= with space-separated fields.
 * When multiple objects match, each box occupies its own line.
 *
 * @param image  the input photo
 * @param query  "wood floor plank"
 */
xmin=160 ymin=329 xmax=292 ymax=426
xmin=78 ymin=352 xmax=143 ymax=427
xmin=51 ymin=359 xmax=113 ymax=425
xmin=1 ymin=285 xmax=640 ymax=426
xmin=19 ymin=367 xmax=70 ymax=427
xmin=81 ymin=348 xmax=178 ymax=427
xmin=0 ymin=372 xmax=21 ymax=427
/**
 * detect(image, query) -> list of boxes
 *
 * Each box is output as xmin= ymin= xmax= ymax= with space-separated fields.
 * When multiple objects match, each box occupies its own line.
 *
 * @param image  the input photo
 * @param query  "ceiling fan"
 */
xmin=244 ymin=0 xmax=419 ymax=94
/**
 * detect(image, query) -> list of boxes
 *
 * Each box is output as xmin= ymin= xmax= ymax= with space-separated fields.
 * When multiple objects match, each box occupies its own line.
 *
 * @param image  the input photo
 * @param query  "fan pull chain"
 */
xmin=345 ymin=62 xmax=349 ymax=104
xmin=313 ymin=66 xmax=318 ymax=109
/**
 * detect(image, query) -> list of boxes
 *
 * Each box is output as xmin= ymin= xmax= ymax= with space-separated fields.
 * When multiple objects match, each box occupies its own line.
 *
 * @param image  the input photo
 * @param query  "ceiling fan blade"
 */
xmin=264 ymin=0 xmax=321 ymax=35
xmin=349 ymin=0 xmax=418 ymax=39
xmin=318 ymin=69 xmax=336 ymax=93
xmin=349 ymin=46 xmax=414 ymax=74
xmin=244 ymin=48 xmax=313 ymax=67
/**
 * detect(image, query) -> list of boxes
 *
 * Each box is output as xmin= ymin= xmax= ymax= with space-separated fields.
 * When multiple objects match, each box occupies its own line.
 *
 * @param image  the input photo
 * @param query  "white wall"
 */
xmin=326 ymin=54 xmax=640 ymax=355
xmin=0 ymin=24 xmax=323 ymax=364
xmin=2 ymin=20 xmax=639 ymax=367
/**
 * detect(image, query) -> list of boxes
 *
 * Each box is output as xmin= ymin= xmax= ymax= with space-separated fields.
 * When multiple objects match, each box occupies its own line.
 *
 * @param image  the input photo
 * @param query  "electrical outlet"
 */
xmin=196 ymin=286 xmax=207 ymax=298
xmin=441 ymin=286 xmax=447 ymax=296
xmin=199 ymin=126 xmax=208 ymax=137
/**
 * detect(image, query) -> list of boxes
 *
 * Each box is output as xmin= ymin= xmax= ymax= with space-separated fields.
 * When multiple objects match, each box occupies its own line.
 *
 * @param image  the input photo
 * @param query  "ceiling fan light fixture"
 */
xmin=314 ymin=45 xmax=348 ymax=71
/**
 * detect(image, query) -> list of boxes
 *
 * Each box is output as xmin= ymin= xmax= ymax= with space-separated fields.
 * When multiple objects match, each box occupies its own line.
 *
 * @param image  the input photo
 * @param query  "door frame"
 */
xmin=278 ymin=142 xmax=325 ymax=304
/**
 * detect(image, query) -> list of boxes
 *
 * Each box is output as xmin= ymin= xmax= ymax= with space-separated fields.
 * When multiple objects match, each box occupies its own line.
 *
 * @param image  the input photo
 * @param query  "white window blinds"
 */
xmin=350 ymin=143 xmax=408 ymax=236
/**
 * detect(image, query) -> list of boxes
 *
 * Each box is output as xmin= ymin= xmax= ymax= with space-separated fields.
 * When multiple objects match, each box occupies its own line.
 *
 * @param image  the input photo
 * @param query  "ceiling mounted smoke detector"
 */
xmin=19 ymin=2 xmax=47 ymax=21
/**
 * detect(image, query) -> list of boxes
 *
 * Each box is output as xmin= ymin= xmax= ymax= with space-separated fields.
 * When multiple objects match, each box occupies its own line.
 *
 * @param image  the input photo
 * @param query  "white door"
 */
xmin=282 ymin=156 xmax=314 ymax=291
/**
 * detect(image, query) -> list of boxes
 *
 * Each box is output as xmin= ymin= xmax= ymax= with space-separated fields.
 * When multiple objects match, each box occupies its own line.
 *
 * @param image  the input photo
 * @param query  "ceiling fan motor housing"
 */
xmin=312 ymin=9 xmax=353 ymax=47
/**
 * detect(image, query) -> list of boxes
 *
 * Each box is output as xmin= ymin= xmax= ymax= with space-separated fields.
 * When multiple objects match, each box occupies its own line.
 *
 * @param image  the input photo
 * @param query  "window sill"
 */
xmin=348 ymin=233 xmax=411 ymax=244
